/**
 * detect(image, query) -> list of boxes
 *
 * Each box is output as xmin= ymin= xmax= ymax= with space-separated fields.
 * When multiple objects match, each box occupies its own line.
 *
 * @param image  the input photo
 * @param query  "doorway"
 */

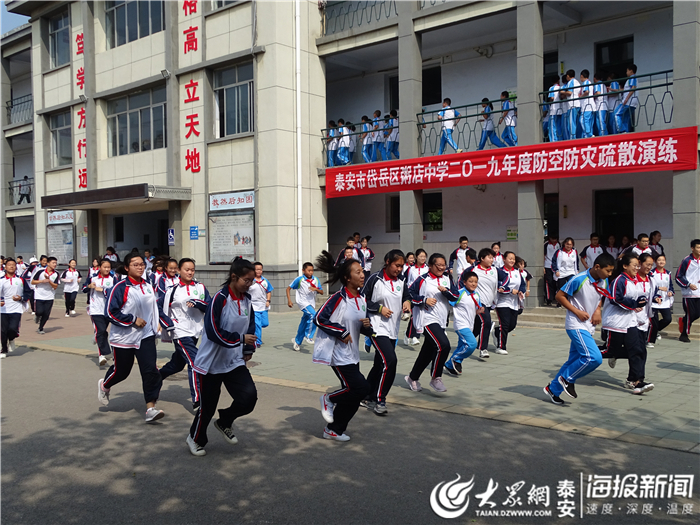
xmin=595 ymin=188 xmax=634 ymax=243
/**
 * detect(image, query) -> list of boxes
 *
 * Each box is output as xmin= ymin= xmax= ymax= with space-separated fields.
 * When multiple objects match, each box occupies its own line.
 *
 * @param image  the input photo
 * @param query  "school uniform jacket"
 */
xmin=249 ymin=277 xmax=273 ymax=313
xmin=450 ymin=289 xmax=482 ymax=332
xmin=495 ymin=267 xmax=528 ymax=311
xmin=461 ymin=264 xmax=501 ymax=308
xmin=105 ymin=277 xmax=160 ymax=348
xmin=363 ymin=269 xmax=409 ymax=340
xmin=156 ymin=274 xmax=179 ymax=299
xmin=83 ymin=272 xmax=117 ymax=316
xmin=634 ymin=275 xmax=657 ymax=332
xmin=1 ymin=274 xmax=25 ymax=314
xmin=620 ymin=244 xmax=652 ymax=258
xmin=33 ymin=269 xmax=60 ymax=301
xmin=552 ymin=249 xmax=579 ymax=279
xmin=60 ymin=269 xmax=83 ymax=293
xmin=675 ymin=254 xmax=700 ymax=298
xmin=335 ymin=247 xmax=365 ymax=267
xmin=158 ymin=279 xmax=210 ymax=341
xmin=448 ymin=247 xmax=469 ymax=279
xmin=601 ymin=273 xmax=647 ymax=333
xmin=312 ymin=287 xmax=373 ymax=366
xmin=193 ymin=286 xmax=256 ymax=376
xmin=409 ymin=272 xmax=459 ymax=332
xmin=544 ymin=242 xmax=560 ymax=269
xmin=406 ymin=263 xmax=429 ymax=287
xmin=604 ymin=245 xmax=621 ymax=259
xmin=360 ymin=248 xmax=375 ymax=272
xmin=649 ymin=243 xmax=665 ymax=257
xmin=650 ymin=268 xmax=674 ymax=309
xmin=580 ymin=245 xmax=604 ymax=269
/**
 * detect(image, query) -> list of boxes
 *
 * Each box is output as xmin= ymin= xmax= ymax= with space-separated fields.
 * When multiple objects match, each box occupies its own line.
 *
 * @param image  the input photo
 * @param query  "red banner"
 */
xmin=325 ymin=126 xmax=698 ymax=199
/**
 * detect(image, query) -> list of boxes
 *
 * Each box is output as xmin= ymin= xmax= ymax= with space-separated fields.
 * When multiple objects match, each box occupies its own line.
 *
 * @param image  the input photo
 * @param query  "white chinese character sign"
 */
xmin=324 ymin=126 xmax=698 ymax=199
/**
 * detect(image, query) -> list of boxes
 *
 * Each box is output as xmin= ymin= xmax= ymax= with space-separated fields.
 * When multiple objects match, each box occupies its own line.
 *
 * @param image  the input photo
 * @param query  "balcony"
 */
xmin=6 ymin=178 xmax=34 ymax=210
xmin=6 ymin=94 xmax=33 ymax=126
xmin=320 ymin=0 xmax=398 ymax=36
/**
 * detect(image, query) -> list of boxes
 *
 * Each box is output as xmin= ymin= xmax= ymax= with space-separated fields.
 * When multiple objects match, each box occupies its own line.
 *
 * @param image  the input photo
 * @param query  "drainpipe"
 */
xmin=295 ymin=0 xmax=303 ymax=274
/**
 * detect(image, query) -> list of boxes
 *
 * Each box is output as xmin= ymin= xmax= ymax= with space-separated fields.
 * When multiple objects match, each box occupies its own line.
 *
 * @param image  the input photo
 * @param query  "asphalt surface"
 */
xmin=1 ymin=347 xmax=698 ymax=524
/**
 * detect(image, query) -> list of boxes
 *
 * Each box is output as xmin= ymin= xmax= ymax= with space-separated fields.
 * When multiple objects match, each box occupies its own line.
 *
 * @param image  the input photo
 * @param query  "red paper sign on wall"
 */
xmin=324 ymin=126 xmax=698 ymax=199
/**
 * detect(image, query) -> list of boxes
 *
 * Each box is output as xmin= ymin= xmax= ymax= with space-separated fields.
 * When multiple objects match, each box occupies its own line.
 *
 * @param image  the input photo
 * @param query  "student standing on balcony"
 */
xmin=326 ymin=120 xmax=338 ymax=167
xmin=372 ymin=110 xmax=387 ymax=161
xmin=497 ymin=91 xmax=518 ymax=147
xmin=561 ymin=69 xmax=582 ymax=139
xmin=477 ymin=99 xmax=506 ymax=150
xmin=593 ymin=71 xmax=608 ymax=136
xmin=387 ymin=109 xmax=400 ymax=159
xmin=606 ymin=72 xmax=622 ymax=134
xmin=17 ymin=176 xmax=31 ymax=204
xmin=615 ymin=64 xmax=639 ymax=133
xmin=548 ymin=77 xmax=563 ymax=142
xmin=360 ymin=116 xmax=373 ymax=163
xmin=336 ymin=119 xmax=351 ymax=165
xmin=437 ymin=98 xmax=462 ymax=155
xmin=579 ymin=70 xmax=595 ymax=138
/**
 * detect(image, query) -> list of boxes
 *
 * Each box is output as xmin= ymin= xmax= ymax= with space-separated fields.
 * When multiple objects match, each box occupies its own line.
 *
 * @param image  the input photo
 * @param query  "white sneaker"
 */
xmin=9 ymin=340 xmax=15 ymax=353
xmin=145 ymin=407 xmax=164 ymax=422
xmin=70 ymin=310 xmax=77 ymax=316
xmin=98 ymin=355 xmax=107 ymax=366
xmin=0 ymin=353 xmax=6 ymax=359
xmin=608 ymin=357 xmax=617 ymax=369
xmin=323 ymin=427 xmax=350 ymax=442
xmin=31 ymin=312 xmax=35 ymax=316
xmin=186 ymin=434 xmax=206 ymax=456
xmin=656 ymin=334 xmax=661 ymax=342
xmin=98 ymin=379 xmax=110 ymax=406
xmin=493 ymin=348 xmax=508 ymax=355
xmin=291 ymin=338 xmax=300 ymax=352
xmin=304 ymin=337 xmax=314 ymax=345
xmin=411 ymin=337 xmax=420 ymax=346
xmin=65 ymin=313 xmax=70 ymax=317
xmin=401 ymin=312 xmax=410 ymax=321
xmin=320 ymin=394 xmax=335 ymax=423
xmin=404 ymin=375 xmax=422 ymax=392
xmin=479 ymin=349 xmax=490 ymax=358
xmin=429 ymin=377 xmax=447 ymax=393
xmin=404 ymin=335 xmax=410 ymax=346
xmin=646 ymin=342 xmax=654 ymax=348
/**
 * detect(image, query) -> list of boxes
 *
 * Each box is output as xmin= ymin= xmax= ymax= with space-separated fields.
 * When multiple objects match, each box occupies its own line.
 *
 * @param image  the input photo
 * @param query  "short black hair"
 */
xmin=466 ymin=248 xmax=477 ymax=260
xmin=47 ymin=256 xmax=57 ymax=263
xmin=178 ymin=257 xmax=196 ymax=269
xmin=501 ymin=90 xmax=509 ymax=98
xmin=461 ymin=270 xmax=478 ymax=284
xmin=347 ymin=236 xmax=355 ymax=242
xmin=390 ymin=109 xmax=397 ymax=117
xmin=581 ymin=69 xmax=590 ymax=78
xmin=691 ymin=239 xmax=700 ymax=248
xmin=337 ymin=118 xmax=345 ymax=125
xmin=361 ymin=115 xmax=369 ymax=121
xmin=302 ymin=262 xmax=314 ymax=270
xmin=253 ymin=261 xmax=263 ymax=269
xmin=353 ymin=232 xmax=360 ymax=237
xmin=443 ymin=97 xmax=451 ymax=105
xmin=590 ymin=232 xmax=600 ymax=240
xmin=593 ymin=252 xmax=616 ymax=269
xmin=478 ymin=248 xmax=496 ymax=261
xmin=459 ymin=236 xmax=469 ymax=243
xmin=628 ymin=64 xmax=638 ymax=74
xmin=637 ymin=233 xmax=649 ymax=241
xmin=566 ymin=69 xmax=576 ymax=78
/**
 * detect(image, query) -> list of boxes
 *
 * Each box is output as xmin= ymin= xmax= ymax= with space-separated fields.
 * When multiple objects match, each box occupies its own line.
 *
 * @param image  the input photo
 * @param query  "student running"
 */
xmin=287 ymin=263 xmax=323 ymax=352
xmin=493 ymin=251 xmax=527 ymax=354
xmin=249 ymin=262 xmax=273 ymax=347
xmin=313 ymin=251 xmax=372 ymax=442
xmin=1 ymin=259 xmax=24 ymax=358
xmin=675 ymin=239 xmax=700 ymax=343
xmin=60 ymin=259 xmax=82 ymax=317
xmin=31 ymin=256 xmax=59 ymax=334
xmin=83 ymin=259 xmax=116 ymax=366
xmin=443 ymin=270 xmax=483 ymax=377
xmin=404 ymin=248 xmax=428 ymax=346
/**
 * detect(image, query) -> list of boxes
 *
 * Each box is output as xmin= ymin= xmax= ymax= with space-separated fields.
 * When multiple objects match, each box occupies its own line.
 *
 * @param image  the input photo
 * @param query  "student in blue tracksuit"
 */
xmin=548 ymin=77 xmax=563 ymax=142
xmin=544 ymin=252 xmax=615 ymax=404
xmin=360 ymin=115 xmax=373 ymax=163
xmin=615 ymin=64 xmax=639 ymax=133
xmin=477 ymin=99 xmax=506 ymax=150
xmin=287 ymin=262 xmax=323 ymax=351
xmin=326 ymin=120 xmax=338 ymax=167
xmin=437 ymin=98 xmax=462 ymax=155
xmin=497 ymin=91 xmax=518 ymax=146
xmin=313 ymin=251 xmax=372 ymax=442
xmin=158 ymin=258 xmax=211 ymax=410
xmin=372 ymin=110 xmax=387 ymax=161
xmin=606 ymin=72 xmax=622 ymax=134
xmin=443 ymin=270 xmax=482 ymax=377
xmin=578 ymin=70 xmax=595 ymax=138
xmin=336 ymin=119 xmax=351 ymax=165
xmin=98 ymin=252 xmax=165 ymax=423
xmin=593 ymin=71 xmax=608 ymax=136
xmin=186 ymin=257 xmax=258 ymax=456
xmin=249 ymin=262 xmax=273 ymax=347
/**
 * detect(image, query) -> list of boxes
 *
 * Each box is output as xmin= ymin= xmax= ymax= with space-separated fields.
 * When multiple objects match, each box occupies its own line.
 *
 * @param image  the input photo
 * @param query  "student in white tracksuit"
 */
xmin=314 ymin=251 xmax=372 ymax=442
xmin=82 ymin=259 xmax=115 ymax=366
xmin=98 ymin=252 xmax=165 ymax=422
xmin=60 ymin=259 xmax=82 ymax=317
xmin=1 ymin=259 xmax=24 ymax=358
xmin=552 ymin=237 xmax=579 ymax=305
xmin=675 ymin=239 xmax=700 ymax=343
xmin=404 ymin=249 xmax=428 ymax=346
xmin=648 ymin=255 xmax=674 ymax=345
xmin=493 ymin=252 xmax=527 ymax=354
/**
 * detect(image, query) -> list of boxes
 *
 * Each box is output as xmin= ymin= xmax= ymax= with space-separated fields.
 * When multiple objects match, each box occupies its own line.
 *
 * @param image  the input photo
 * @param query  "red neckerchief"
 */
xmin=382 ymin=269 xmax=396 ymax=292
xmin=180 ymin=279 xmax=194 ymax=295
xmin=345 ymin=286 xmax=361 ymax=309
xmin=128 ymin=275 xmax=146 ymax=294
xmin=228 ymin=286 xmax=243 ymax=314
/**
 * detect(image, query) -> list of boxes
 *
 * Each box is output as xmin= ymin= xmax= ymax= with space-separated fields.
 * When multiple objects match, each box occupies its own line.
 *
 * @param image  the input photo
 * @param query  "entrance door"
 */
xmin=595 ymin=188 xmax=634 ymax=242
xmin=158 ymin=219 xmax=169 ymax=255
xmin=544 ymin=193 xmax=559 ymax=238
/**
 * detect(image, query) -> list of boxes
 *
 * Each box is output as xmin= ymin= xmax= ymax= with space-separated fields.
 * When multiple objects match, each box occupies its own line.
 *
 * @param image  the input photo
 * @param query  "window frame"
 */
xmin=49 ymin=9 xmax=71 ymax=68
xmin=50 ymin=110 xmax=72 ymax=168
xmin=422 ymin=191 xmax=443 ymax=232
xmin=105 ymin=1 xmax=165 ymax=50
xmin=213 ymin=62 xmax=255 ymax=139
xmin=106 ymin=86 xmax=167 ymax=157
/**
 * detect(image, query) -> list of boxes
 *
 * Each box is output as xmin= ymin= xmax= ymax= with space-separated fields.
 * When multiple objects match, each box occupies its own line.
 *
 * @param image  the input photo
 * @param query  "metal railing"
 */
xmin=7 ymin=178 xmax=34 ymax=207
xmin=417 ymin=98 xmax=518 ymax=156
xmin=420 ymin=0 xmax=449 ymax=8
xmin=320 ymin=123 xmax=399 ymax=167
xmin=320 ymin=0 xmax=398 ymax=36
xmin=6 ymin=94 xmax=33 ymax=125
xmin=539 ymin=70 xmax=673 ymax=139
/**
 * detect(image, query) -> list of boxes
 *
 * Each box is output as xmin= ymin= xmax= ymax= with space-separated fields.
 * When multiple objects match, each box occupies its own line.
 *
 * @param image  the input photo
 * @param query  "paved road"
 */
xmin=1 ymin=349 xmax=698 ymax=524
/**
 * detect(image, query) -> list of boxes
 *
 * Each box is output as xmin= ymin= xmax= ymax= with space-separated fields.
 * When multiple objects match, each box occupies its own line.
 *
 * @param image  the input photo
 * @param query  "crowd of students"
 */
xmin=326 ymin=111 xmax=399 ymax=167
xmin=544 ymin=65 xmax=640 ymax=142
xmin=1 ymin=230 xmax=698 ymax=451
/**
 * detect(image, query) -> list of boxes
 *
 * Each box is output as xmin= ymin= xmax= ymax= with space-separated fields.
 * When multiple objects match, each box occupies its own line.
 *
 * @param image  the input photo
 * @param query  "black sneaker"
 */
xmin=364 ymin=343 xmax=372 ymax=353
xmin=443 ymin=365 xmax=459 ymax=377
xmin=359 ymin=399 xmax=376 ymax=410
xmin=214 ymin=419 xmax=238 ymax=445
xmin=558 ymin=377 xmax=577 ymax=398
xmin=679 ymin=334 xmax=691 ymax=343
xmin=543 ymin=385 xmax=565 ymax=405
xmin=452 ymin=359 xmax=463 ymax=375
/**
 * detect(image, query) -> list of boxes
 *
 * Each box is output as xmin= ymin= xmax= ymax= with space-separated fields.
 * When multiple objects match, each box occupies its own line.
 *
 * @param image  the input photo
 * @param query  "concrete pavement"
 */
xmin=11 ymin=307 xmax=700 ymax=453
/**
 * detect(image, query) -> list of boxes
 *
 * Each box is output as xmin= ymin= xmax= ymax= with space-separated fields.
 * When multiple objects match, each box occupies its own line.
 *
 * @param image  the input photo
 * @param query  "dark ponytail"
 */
xmin=222 ymin=257 xmax=255 ymax=287
xmin=384 ymin=249 xmax=405 ymax=266
xmin=612 ymin=252 xmax=638 ymax=280
xmin=315 ymin=250 xmax=359 ymax=287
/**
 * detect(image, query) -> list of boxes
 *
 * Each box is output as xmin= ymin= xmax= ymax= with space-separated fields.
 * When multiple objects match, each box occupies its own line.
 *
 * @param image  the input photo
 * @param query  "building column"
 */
xmin=516 ymin=1 xmax=545 ymax=306
xmin=672 ymin=1 xmax=700 ymax=268
xmin=397 ymin=1 xmax=423 ymax=254
xmin=1 ymin=56 xmax=14 ymax=256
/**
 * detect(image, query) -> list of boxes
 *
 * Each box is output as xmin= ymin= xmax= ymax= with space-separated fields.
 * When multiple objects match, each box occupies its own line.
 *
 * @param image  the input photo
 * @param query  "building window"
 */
xmin=49 ymin=10 xmax=70 ymax=68
xmin=595 ymin=36 xmax=633 ymax=79
xmin=213 ymin=1 xmax=238 ymax=8
xmin=388 ymin=66 xmax=442 ymax=110
xmin=50 ymin=111 xmax=72 ymax=167
xmin=106 ymin=1 xmax=164 ymax=50
xmin=107 ymin=86 xmax=167 ymax=156
xmin=386 ymin=194 xmax=400 ymax=232
xmin=114 ymin=217 xmax=124 ymax=243
xmin=423 ymin=192 xmax=442 ymax=231
xmin=214 ymin=62 xmax=254 ymax=138
xmin=544 ymin=51 xmax=559 ymax=89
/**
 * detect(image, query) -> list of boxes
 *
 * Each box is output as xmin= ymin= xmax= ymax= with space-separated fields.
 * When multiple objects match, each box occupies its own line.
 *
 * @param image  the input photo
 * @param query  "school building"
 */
xmin=1 ymin=1 xmax=699 ymax=308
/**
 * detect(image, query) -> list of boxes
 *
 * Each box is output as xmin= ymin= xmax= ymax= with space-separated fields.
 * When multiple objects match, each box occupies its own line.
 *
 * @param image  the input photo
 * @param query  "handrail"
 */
xmin=537 ymin=69 xmax=673 ymax=99
xmin=7 ymin=178 xmax=34 ymax=206
xmin=321 ymin=0 xmax=398 ymax=36
xmin=6 ymin=94 xmax=33 ymax=125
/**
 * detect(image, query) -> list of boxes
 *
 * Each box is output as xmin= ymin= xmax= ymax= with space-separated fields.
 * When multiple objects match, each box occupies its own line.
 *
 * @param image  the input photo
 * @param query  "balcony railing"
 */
xmin=320 ymin=123 xmax=399 ymax=167
xmin=7 ymin=178 xmax=34 ymax=208
xmin=539 ymin=70 xmax=673 ymax=139
xmin=320 ymin=0 xmax=398 ymax=36
xmin=6 ymin=94 xmax=33 ymax=126
xmin=417 ymin=99 xmax=518 ymax=156
xmin=420 ymin=0 xmax=449 ymax=8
